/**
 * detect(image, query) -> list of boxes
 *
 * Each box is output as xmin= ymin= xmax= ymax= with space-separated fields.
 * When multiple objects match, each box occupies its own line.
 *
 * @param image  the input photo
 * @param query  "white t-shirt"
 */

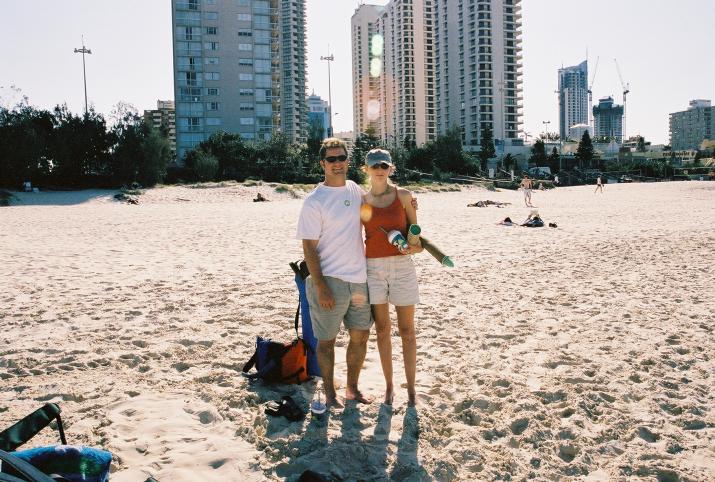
xmin=296 ymin=180 xmax=367 ymax=283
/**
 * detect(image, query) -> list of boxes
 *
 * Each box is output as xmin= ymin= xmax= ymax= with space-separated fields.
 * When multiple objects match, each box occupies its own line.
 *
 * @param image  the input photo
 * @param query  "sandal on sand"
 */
xmin=265 ymin=396 xmax=304 ymax=422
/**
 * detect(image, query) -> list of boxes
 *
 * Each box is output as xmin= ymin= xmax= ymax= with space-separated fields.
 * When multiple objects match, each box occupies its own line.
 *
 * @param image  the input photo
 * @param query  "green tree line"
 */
xmin=0 ymin=102 xmax=171 ymax=189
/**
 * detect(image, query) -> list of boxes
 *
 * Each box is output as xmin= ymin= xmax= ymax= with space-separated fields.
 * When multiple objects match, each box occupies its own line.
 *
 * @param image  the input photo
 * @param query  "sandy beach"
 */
xmin=1 ymin=181 xmax=713 ymax=481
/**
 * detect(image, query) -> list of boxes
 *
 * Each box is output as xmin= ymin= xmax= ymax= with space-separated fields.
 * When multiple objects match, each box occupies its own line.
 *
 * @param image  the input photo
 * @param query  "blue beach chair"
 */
xmin=0 ymin=404 xmax=111 ymax=482
xmin=290 ymin=260 xmax=320 ymax=377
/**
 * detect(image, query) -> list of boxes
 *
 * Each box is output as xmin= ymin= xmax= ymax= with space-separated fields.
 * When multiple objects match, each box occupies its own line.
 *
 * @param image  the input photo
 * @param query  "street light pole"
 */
xmin=320 ymin=52 xmax=334 ymax=137
xmin=542 ymin=120 xmax=550 ymax=139
xmin=74 ymin=36 xmax=92 ymax=116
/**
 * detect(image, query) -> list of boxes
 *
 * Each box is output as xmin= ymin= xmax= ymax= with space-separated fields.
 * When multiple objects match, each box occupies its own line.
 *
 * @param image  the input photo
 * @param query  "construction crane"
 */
xmin=614 ymin=58 xmax=630 ymax=143
xmin=587 ymin=56 xmax=599 ymax=134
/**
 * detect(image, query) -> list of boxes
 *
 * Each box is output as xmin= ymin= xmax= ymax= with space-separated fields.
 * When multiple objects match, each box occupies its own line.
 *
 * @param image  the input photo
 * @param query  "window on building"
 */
xmin=240 ymin=88 xmax=254 ymax=96
xmin=239 ymin=58 xmax=254 ymax=66
xmin=239 ymin=73 xmax=254 ymax=81
xmin=238 ymin=43 xmax=253 ymax=51
xmin=254 ymin=45 xmax=270 ymax=59
xmin=238 ymin=29 xmax=253 ymax=37
xmin=254 ymin=15 xmax=269 ymax=28
xmin=204 ymin=57 xmax=219 ymax=65
xmin=204 ymin=42 xmax=219 ymax=51
xmin=204 ymin=12 xmax=218 ymax=20
xmin=255 ymin=74 xmax=271 ymax=88
xmin=206 ymin=118 xmax=222 ymax=126
xmin=239 ymin=103 xmax=254 ymax=111
xmin=206 ymin=88 xmax=219 ymax=96
xmin=240 ymin=117 xmax=255 ymax=125
xmin=206 ymin=102 xmax=220 ymax=111
xmin=205 ymin=27 xmax=217 ymax=35
xmin=237 ymin=13 xmax=252 ymax=21
xmin=254 ymin=59 xmax=270 ymax=73
xmin=204 ymin=72 xmax=219 ymax=80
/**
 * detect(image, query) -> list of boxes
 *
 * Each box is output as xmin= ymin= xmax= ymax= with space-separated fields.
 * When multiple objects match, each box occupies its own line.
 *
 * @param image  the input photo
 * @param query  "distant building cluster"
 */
xmin=161 ymin=0 xmax=712 ymax=166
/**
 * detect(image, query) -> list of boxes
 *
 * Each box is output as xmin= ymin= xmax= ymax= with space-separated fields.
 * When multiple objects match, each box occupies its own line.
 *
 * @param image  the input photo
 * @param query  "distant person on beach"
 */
xmin=520 ymin=175 xmax=534 ymax=207
xmin=296 ymin=137 xmax=373 ymax=408
xmin=253 ymin=192 xmax=269 ymax=202
xmin=595 ymin=176 xmax=604 ymax=193
xmin=554 ymin=174 xmax=559 ymax=186
xmin=361 ymin=149 xmax=423 ymax=406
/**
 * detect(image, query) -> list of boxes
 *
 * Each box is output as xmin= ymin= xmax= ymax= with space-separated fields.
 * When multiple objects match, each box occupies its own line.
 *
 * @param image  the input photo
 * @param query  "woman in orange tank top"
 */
xmin=360 ymin=149 xmax=423 ymax=406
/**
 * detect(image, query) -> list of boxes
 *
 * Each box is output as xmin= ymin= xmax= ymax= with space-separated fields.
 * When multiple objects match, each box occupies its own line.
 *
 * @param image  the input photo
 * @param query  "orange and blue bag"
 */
xmin=242 ymin=302 xmax=311 ymax=384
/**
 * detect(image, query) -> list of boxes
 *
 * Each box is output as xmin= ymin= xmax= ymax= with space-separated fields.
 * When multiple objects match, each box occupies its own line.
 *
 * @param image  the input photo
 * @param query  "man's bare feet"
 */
xmin=345 ymin=388 xmax=374 ymax=404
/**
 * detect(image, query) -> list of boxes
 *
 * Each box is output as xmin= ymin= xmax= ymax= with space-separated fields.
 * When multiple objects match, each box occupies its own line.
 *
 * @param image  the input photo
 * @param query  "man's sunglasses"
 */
xmin=324 ymin=155 xmax=348 ymax=163
xmin=370 ymin=163 xmax=391 ymax=170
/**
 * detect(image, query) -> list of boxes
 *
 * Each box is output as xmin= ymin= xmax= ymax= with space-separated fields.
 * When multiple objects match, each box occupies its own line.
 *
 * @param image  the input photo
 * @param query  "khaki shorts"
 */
xmin=306 ymin=276 xmax=372 ymax=340
xmin=366 ymin=255 xmax=420 ymax=306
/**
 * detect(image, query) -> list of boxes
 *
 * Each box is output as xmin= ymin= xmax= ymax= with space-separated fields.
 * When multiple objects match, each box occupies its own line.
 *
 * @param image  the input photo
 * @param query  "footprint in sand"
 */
xmin=558 ymin=444 xmax=579 ymax=463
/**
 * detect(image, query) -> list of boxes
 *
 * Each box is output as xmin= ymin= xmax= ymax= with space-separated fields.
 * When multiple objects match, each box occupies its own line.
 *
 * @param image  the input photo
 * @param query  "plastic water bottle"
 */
xmin=386 ymin=230 xmax=409 ymax=252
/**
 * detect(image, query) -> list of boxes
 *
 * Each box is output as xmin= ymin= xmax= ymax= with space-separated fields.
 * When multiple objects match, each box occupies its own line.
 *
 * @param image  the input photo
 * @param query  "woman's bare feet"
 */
xmin=407 ymin=391 xmax=417 ymax=407
xmin=345 ymin=388 xmax=374 ymax=404
xmin=325 ymin=390 xmax=343 ymax=409
xmin=383 ymin=387 xmax=394 ymax=405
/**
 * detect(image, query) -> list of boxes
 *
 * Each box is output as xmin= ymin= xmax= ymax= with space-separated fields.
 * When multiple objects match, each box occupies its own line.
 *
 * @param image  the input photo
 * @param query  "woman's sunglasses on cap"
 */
xmin=324 ymin=154 xmax=348 ymax=163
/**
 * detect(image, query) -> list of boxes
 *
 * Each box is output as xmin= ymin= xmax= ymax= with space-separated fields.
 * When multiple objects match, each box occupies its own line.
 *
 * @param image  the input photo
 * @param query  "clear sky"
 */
xmin=1 ymin=0 xmax=713 ymax=145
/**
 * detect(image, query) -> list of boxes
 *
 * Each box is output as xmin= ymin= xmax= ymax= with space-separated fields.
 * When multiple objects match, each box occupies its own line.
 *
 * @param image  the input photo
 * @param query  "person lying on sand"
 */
xmin=467 ymin=200 xmax=510 ymax=208
xmin=521 ymin=210 xmax=544 ymax=227
xmin=253 ymin=192 xmax=269 ymax=202
xmin=497 ymin=217 xmax=515 ymax=226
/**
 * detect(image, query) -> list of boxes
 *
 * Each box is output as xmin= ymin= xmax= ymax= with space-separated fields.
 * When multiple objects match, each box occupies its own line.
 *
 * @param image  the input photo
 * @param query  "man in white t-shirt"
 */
xmin=296 ymin=137 xmax=373 ymax=407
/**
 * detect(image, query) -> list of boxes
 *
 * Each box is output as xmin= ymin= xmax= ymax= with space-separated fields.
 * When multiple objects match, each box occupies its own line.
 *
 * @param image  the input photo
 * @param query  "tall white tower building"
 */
xmin=433 ymin=0 xmax=523 ymax=148
xmin=558 ymin=60 xmax=588 ymax=141
xmin=375 ymin=0 xmax=436 ymax=147
xmin=172 ymin=0 xmax=307 ymax=161
xmin=351 ymin=4 xmax=385 ymax=137
xmin=352 ymin=1 xmax=435 ymax=146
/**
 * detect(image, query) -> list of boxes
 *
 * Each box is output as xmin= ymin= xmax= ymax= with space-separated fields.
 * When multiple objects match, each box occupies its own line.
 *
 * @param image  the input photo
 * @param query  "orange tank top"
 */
xmin=363 ymin=193 xmax=407 ymax=258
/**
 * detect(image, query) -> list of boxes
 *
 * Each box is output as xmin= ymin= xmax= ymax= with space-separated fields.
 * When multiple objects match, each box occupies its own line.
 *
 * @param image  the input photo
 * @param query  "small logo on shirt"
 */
xmin=344 ymin=200 xmax=351 ymax=207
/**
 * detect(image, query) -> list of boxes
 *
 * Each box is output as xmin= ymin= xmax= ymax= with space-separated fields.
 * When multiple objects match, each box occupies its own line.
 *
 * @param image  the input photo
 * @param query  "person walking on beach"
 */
xmin=520 ymin=175 xmax=534 ymax=207
xmin=296 ymin=138 xmax=373 ymax=407
xmin=361 ymin=149 xmax=423 ymax=406
xmin=594 ymin=175 xmax=604 ymax=193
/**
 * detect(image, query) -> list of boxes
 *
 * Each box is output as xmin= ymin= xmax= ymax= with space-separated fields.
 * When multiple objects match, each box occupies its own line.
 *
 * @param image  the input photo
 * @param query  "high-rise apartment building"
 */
xmin=351 ymin=4 xmax=384 ymax=137
xmin=172 ymin=0 xmax=306 ymax=161
xmin=434 ymin=0 xmax=523 ymax=148
xmin=143 ymin=100 xmax=177 ymax=159
xmin=669 ymin=99 xmax=715 ymax=151
xmin=375 ymin=0 xmax=436 ymax=147
xmin=592 ymin=96 xmax=623 ymax=142
xmin=352 ymin=1 xmax=435 ymax=146
xmin=558 ymin=60 xmax=588 ymax=141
